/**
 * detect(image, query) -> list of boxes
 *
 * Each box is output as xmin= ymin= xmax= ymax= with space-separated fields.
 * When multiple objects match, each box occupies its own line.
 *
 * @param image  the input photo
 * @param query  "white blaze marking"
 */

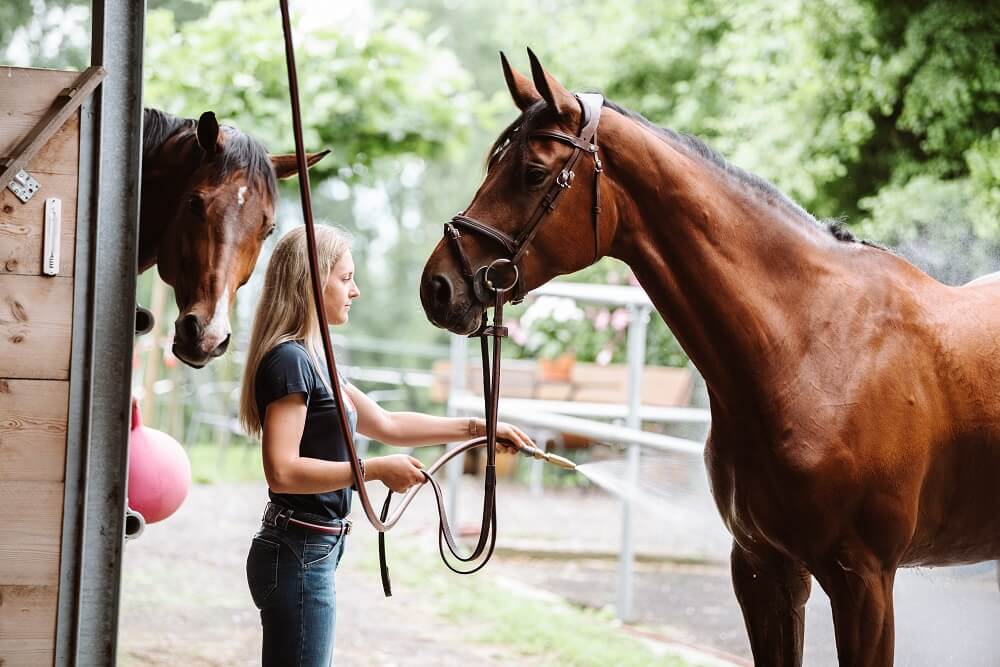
xmin=200 ymin=292 xmax=231 ymax=352
xmin=237 ymin=185 xmax=248 ymax=207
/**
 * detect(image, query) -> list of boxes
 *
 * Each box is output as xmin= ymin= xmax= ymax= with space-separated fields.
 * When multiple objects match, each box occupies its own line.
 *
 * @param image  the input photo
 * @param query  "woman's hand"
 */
xmin=494 ymin=421 xmax=535 ymax=455
xmin=366 ymin=454 xmax=425 ymax=493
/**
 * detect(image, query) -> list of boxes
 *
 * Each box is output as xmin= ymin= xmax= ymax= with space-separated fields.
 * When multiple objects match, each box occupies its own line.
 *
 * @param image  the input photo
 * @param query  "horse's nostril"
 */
xmin=214 ymin=334 xmax=231 ymax=356
xmin=181 ymin=314 xmax=202 ymax=341
xmin=431 ymin=274 xmax=452 ymax=306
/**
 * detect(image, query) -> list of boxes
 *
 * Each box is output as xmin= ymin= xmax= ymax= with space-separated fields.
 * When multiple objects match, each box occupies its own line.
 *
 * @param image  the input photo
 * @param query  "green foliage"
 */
xmin=187 ymin=442 xmax=262 ymax=484
xmin=143 ymin=1 xmax=478 ymax=182
xmin=6 ymin=0 xmax=997 ymax=429
xmin=1 ymin=0 xmax=90 ymax=69
xmin=966 ymin=129 xmax=1000 ymax=238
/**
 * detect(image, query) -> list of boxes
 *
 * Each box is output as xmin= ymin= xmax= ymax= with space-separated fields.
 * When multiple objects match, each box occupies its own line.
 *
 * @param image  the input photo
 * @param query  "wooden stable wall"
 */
xmin=0 ymin=67 xmax=82 ymax=666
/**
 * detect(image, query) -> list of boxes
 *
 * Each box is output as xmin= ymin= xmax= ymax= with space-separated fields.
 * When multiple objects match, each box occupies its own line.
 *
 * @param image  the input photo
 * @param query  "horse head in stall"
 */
xmin=139 ymin=108 xmax=327 ymax=367
xmin=420 ymin=50 xmax=1000 ymax=666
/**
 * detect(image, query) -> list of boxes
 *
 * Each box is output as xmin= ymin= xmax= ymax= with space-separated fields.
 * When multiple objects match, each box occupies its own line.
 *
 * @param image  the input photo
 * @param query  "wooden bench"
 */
xmin=430 ymin=358 xmax=693 ymax=407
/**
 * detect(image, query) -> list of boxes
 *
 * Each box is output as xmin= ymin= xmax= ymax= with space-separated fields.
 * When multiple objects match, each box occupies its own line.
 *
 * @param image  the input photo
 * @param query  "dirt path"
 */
xmin=119 ymin=482 xmax=545 ymax=666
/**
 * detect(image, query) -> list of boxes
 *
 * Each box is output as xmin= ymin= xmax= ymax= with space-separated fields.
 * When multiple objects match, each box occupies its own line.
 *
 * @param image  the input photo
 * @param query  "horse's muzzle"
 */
xmin=172 ymin=313 xmax=231 ymax=368
xmin=419 ymin=271 xmax=483 ymax=335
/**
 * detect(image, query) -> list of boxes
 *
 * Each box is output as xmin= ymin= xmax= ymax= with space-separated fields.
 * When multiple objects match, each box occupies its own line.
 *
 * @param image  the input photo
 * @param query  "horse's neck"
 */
xmin=605 ymin=122 xmax=845 ymax=411
xmin=138 ymin=140 xmax=188 ymax=272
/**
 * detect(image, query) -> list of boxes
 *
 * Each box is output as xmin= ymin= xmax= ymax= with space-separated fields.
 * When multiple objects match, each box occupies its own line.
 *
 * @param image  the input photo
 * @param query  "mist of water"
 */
xmin=575 ymin=452 xmax=718 ymax=518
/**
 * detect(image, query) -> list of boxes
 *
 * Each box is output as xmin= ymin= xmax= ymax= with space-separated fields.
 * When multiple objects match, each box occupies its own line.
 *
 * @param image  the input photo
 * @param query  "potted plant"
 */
xmin=516 ymin=296 xmax=586 ymax=381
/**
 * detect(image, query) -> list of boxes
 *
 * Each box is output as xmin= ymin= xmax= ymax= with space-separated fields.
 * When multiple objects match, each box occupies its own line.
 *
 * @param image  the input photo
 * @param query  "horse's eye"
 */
xmin=265 ymin=225 xmax=276 ymax=239
xmin=189 ymin=195 xmax=205 ymax=217
xmin=525 ymin=168 xmax=548 ymax=188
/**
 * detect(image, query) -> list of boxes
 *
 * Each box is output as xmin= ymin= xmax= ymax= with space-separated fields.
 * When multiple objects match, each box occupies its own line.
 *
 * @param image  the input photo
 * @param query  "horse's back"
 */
xmin=962 ymin=269 xmax=1000 ymax=288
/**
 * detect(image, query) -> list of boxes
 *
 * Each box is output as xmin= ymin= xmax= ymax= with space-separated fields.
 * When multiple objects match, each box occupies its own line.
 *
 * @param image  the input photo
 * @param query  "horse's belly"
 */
xmin=904 ymin=433 xmax=1000 ymax=565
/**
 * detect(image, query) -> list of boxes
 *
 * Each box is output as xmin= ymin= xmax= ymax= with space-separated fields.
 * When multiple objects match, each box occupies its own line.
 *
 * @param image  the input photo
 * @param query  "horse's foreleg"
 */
xmin=731 ymin=542 xmax=811 ymax=666
xmin=814 ymin=553 xmax=896 ymax=667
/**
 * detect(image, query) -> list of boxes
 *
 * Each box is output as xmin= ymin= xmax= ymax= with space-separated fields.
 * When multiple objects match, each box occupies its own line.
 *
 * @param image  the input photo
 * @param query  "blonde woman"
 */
xmin=239 ymin=225 xmax=534 ymax=667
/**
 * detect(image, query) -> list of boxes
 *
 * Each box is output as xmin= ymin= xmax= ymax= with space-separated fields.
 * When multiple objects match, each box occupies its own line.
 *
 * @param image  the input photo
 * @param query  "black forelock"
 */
xmin=143 ymin=107 xmax=277 ymax=199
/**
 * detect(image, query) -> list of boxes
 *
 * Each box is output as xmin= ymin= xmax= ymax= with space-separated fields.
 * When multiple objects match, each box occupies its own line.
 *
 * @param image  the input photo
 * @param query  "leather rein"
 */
xmin=280 ymin=1 xmax=601 ymax=596
xmin=279 ymin=1 xmax=503 ymax=596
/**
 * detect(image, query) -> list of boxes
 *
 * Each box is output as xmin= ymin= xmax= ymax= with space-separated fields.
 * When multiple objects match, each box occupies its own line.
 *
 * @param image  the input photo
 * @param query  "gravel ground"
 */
xmin=119 ymin=478 xmax=999 ymax=666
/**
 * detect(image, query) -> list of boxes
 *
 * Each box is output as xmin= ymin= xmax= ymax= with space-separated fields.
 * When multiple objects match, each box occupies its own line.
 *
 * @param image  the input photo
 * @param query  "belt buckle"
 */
xmin=263 ymin=503 xmax=291 ymax=530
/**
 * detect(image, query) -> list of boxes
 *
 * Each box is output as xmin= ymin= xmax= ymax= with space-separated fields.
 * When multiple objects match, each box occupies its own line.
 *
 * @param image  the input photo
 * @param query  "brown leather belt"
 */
xmin=263 ymin=501 xmax=352 ymax=536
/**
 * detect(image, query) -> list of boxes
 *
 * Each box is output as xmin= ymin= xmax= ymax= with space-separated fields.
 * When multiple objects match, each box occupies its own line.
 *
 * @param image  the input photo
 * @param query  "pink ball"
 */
xmin=127 ymin=399 xmax=191 ymax=524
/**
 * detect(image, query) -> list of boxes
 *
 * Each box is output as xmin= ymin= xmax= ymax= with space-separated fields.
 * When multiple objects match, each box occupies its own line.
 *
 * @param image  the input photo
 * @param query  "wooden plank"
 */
xmin=0 ymin=75 xmax=80 ymax=277
xmin=0 ymin=66 xmax=103 ymax=193
xmin=0 ymin=170 xmax=78 ymax=277
xmin=0 ymin=379 xmax=68 ymax=481
xmin=0 ymin=481 xmax=63 ymax=585
xmin=430 ymin=359 xmax=693 ymax=406
xmin=0 ymin=67 xmax=82 ymax=154
xmin=0 ymin=584 xmax=57 ymax=666
xmin=0 ymin=275 xmax=73 ymax=379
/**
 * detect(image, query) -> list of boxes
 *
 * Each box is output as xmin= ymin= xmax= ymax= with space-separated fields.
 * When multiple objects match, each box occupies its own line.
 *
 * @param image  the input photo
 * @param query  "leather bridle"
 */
xmin=443 ymin=92 xmax=605 ymax=306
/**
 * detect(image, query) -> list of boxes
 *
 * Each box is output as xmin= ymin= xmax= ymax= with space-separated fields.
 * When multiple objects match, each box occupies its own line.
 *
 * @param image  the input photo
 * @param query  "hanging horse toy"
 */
xmin=276 ymin=2 xmax=573 ymax=596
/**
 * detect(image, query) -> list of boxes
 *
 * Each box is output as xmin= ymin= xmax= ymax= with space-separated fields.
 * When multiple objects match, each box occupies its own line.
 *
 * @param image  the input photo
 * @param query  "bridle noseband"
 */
xmin=443 ymin=92 xmax=605 ymax=306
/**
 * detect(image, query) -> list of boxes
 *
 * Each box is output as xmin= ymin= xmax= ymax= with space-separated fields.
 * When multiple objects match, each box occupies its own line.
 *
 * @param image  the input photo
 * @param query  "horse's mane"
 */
xmin=488 ymin=98 xmax=865 ymax=245
xmin=142 ymin=108 xmax=277 ymax=198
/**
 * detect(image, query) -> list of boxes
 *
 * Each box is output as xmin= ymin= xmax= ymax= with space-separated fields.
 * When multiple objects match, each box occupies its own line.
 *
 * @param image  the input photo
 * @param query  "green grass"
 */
xmin=357 ymin=531 xmax=692 ymax=667
xmin=187 ymin=442 xmax=265 ymax=484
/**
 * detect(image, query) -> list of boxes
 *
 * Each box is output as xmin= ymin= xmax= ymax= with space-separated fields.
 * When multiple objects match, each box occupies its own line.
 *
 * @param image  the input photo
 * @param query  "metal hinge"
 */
xmin=6 ymin=168 xmax=41 ymax=203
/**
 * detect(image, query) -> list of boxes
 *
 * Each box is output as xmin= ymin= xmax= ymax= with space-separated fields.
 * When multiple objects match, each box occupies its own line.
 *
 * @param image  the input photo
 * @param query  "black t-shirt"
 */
xmin=255 ymin=340 xmax=357 ymax=522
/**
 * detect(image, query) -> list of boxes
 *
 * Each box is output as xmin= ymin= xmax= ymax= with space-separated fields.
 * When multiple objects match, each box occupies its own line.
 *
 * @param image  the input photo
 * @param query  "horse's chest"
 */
xmin=705 ymin=436 xmax=835 ymax=557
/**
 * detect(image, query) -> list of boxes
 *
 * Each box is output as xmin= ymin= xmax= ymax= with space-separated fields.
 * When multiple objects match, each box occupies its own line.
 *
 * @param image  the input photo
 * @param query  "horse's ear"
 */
xmin=270 ymin=149 xmax=331 ymax=180
xmin=196 ymin=111 xmax=221 ymax=154
xmin=501 ymin=51 xmax=540 ymax=111
xmin=526 ymin=47 xmax=575 ymax=117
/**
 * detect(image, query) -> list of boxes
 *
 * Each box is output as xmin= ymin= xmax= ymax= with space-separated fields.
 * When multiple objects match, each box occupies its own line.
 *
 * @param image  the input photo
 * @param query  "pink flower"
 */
xmin=610 ymin=307 xmax=630 ymax=332
xmin=507 ymin=319 xmax=528 ymax=346
xmin=593 ymin=309 xmax=610 ymax=331
xmin=596 ymin=346 xmax=613 ymax=366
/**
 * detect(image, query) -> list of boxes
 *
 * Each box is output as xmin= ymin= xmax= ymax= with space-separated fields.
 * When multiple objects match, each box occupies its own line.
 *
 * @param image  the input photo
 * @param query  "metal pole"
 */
xmin=54 ymin=1 xmax=145 ymax=664
xmin=445 ymin=334 xmax=468 ymax=521
xmin=616 ymin=303 xmax=649 ymax=622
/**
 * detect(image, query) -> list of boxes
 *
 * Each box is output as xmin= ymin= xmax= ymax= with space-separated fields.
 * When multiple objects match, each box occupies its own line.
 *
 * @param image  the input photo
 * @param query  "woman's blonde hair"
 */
xmin=239 ymin=225 xmax=352 ymax=437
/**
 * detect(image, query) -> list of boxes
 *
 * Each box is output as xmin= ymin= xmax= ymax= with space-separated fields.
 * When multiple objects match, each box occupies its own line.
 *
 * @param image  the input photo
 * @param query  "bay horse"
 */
xmin=140 ymin=108 xmax=327 ymax=367
xmin=419 ymin=50 xmax=1000 ymax=666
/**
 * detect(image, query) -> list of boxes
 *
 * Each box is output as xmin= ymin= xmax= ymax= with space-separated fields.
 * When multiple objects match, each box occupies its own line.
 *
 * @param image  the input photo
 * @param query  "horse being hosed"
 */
xmin=419 ymin=50 xmax=1000 ymax=666
xmin=139 ymin=108 xmax=326 ymax=367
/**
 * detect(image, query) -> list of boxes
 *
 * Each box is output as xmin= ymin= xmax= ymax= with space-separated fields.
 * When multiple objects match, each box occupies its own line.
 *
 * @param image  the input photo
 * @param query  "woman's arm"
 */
xmin=346 ymin=383 xmax=535 ymax=451
xmin=262 ymin=393 xmax=424 ymax=494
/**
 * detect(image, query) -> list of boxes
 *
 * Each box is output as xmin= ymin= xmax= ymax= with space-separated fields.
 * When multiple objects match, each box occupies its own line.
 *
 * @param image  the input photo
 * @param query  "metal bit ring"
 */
xmin=483 ymin=258 xmax=519 ymax=293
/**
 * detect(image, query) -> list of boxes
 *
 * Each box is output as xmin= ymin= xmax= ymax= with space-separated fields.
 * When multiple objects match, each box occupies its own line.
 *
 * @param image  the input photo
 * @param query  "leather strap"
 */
xmin=444 ymin=93 xmax=605 ymax=304
xmin=280 ymin=0 xmax=502 ymax=599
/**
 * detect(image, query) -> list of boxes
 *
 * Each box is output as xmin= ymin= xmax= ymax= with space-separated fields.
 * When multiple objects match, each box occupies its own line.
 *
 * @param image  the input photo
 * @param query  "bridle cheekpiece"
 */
xmin=443 ymin=92 xmax=605 ymax=307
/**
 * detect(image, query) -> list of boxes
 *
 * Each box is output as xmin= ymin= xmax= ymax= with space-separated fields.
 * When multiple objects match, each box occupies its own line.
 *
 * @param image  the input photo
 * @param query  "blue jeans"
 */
xmin=246 ymin=523 xmax=347 ymax=667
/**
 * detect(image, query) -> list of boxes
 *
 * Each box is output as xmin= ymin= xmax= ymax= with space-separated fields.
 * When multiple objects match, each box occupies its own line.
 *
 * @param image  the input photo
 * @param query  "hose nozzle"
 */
xmin=520 ymin=444 xmax=577 ymax=470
